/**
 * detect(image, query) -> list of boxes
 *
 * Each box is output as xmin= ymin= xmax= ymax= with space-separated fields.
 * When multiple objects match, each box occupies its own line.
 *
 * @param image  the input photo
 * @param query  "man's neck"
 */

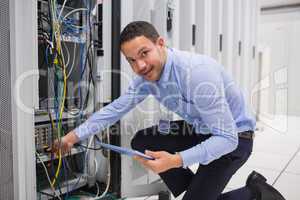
xmin=161 ymin=47 xmax=168 ymax=67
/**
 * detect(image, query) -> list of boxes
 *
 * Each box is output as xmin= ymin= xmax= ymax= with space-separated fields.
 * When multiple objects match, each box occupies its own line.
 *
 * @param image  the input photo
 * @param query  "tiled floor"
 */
xmin=127 ymin=116 xmax=300 ymax=200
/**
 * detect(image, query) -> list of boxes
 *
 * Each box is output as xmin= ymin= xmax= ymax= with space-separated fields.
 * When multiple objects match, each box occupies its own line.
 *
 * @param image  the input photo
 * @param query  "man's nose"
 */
xmin=136 ymin=60 xmax=147 ymax=73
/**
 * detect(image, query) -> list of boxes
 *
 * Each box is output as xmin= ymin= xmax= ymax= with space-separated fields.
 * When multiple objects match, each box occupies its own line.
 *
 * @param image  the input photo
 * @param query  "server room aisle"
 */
xmin=224 ymin=116 xmax=300 ymax=200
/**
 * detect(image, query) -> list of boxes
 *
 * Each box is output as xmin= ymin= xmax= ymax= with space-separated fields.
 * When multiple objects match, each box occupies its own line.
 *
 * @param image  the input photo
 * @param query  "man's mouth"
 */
xmin=143 ymin=66 xmax=153 ymax=76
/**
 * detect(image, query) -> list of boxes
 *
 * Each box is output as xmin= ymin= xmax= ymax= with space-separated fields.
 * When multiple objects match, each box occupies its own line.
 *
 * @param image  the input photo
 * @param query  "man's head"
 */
xmin=120 ymin=21 xmax=167 ymax=81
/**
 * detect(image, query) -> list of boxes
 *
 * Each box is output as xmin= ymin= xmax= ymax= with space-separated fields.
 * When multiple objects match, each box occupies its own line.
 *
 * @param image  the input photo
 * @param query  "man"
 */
xmin=55 ymin=21 xmax=285 ymax=200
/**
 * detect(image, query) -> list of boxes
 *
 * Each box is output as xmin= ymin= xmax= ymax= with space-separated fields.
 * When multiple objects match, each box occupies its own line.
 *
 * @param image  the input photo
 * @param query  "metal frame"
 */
xmin=9 ymin=0 xmax=38 ymax=199
xmin=110 ymin=0 xmax=122 ymax=196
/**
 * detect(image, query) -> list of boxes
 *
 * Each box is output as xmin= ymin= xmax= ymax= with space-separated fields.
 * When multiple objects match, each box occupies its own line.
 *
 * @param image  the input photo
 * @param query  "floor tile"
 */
xmin=285 ymin=154 xmax=300 ymax=175
xmin=274 ymin=172 xmax=300 ymax=200
xmin=226 ymin=166 xmax=280 ymax=189
xmin=245 ymin=152 xmax=291 ymax=171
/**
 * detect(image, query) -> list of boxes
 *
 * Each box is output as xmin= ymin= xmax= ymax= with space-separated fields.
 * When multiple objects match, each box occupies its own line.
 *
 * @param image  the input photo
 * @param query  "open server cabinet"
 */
xmin=34 ymin=0 xmax=127 ymax=199
xmin=0 ymin=0 xmax=171 ymax=199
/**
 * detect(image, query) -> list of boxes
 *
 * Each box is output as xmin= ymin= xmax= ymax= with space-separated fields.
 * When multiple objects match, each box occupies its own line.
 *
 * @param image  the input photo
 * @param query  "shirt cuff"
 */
xmin=74 ymin=121 xmax=104 ymax=141
xmin=179 ymin=146 xmax=202 ymax=168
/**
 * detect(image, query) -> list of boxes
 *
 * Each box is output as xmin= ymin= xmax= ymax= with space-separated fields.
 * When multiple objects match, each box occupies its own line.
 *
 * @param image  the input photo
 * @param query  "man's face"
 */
xmin=121 ymin=36 xmax=166 ymax=81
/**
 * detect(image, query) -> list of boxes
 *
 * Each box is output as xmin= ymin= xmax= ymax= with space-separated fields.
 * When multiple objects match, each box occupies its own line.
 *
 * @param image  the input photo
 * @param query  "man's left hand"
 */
xmin=134 ymin=150 xmax=183 ymax=174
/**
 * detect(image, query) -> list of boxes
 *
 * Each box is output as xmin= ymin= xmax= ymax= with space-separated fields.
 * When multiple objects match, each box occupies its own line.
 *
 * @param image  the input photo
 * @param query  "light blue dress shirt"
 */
xmin=75 ymin=48 xmax=256 ymax=167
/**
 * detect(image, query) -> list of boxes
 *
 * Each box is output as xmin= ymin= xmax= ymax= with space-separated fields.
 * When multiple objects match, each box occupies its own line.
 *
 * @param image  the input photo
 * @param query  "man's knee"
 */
xmin=130 ymin=129 xmax=147 ymax=152
xmin=130 ymin=134 xmax=140 ymax=150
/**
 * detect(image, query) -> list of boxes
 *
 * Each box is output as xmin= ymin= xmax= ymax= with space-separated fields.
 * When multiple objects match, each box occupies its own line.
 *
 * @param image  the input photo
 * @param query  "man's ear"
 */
xmin=156 ymin=37 xmax=165 ymax=48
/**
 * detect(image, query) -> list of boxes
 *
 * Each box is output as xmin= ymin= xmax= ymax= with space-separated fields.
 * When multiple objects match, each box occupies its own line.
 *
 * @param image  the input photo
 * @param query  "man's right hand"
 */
xmin=51 ymin=130 xmax=80 ymax=155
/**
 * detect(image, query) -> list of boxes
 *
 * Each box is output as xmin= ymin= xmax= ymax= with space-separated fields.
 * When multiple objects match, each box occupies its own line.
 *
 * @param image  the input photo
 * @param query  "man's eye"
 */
xmin=141 ymin=51 xmax=148 ymax=57
xmin=128 ymin=59 xmax=135 ymax=63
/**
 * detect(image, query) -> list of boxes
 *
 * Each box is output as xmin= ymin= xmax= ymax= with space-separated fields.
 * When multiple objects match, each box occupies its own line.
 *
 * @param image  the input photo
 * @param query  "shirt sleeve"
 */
xmin=179 ymin=64 xmax=239 ymax=167
xmin=74 ymin=78 xmax=149 ymax=140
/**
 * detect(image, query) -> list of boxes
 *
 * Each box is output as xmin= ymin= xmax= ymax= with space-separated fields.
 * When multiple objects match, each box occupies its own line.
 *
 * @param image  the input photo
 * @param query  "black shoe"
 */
xmin=246 ymin=171 xmax=286 ymax=200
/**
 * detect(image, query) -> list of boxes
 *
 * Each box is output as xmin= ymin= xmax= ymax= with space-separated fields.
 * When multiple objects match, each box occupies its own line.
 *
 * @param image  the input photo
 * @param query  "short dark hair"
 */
xmin=120 ymin=21 xmax=160 ymax=45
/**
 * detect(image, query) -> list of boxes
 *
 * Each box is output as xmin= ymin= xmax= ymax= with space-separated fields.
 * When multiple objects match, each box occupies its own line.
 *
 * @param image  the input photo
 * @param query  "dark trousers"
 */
xmin=131 ymin=120 xmax=254 ymax=200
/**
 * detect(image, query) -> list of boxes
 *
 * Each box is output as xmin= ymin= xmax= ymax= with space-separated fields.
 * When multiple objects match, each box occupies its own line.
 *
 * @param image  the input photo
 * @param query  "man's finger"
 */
xmin=133 ymin=156 xmax=138 ymax=160
xmin=134 ymin=156 xmax=152 ymax=168
xmin=136 ymin=157 xmax=147 ymax=164
xmin=145 ymin=150 xmax=162 ymax=158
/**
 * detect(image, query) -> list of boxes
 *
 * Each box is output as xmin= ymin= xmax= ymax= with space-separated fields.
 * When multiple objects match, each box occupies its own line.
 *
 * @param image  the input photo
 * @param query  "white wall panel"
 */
xmin=240 ymin=0 xmax=252 ymax=101
xmin=170 ymin=0 xmax=180 ymax=48
xmin=210 ymin=0 xmax=223 ymax=61
xmin=195 ymin=0 xmax=211 ymax=54
xmin=221 ymin=0 xmax=234 ymax=75
xmin=179 ymin=0 xmax=193 ymax=51
xmin=151 ymin=0 xmax=168 ymax=38
xmin=232 ymin=0 xmax=242 ymax=86
xmin=260 ymin=0 xmax=300 ymax=7
xmin=287 ymin=20 xmax=300 ymax=116
xmin=133 ymin=0 xmax=151 ymax=21
xmin=250 ymin=0 xmax=260 ymax=116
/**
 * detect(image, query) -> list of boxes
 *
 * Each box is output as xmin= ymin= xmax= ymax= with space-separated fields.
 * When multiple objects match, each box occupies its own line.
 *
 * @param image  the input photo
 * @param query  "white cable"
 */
xmin=58 ymin=0 xmax=68 ymax=20
xmin=36 ymin=152 xmax=62 ymax=200
xmin=62 ymin=40 xmax=70 ymax=67
xmin=68 ymin=23 xmax=87 ymax=30
xmin=95 ymin=181 xmax=100 ymax=197
xmin=63 ymin=8 xmax=89 ymax=21
xmin=84 ymin=136 xmax=95 ymax=174
xmin=92 ymin=0 xmax=103 ymax=16
xmin=84 ymin=136 xmax=100 ymax=178
xmin=90 ymin=128 xmax=111 ymax=200
xmin=93 ymin=156 xmax=99 ymax=176
xmin=66 ymin=43 xmax=77 ymax=78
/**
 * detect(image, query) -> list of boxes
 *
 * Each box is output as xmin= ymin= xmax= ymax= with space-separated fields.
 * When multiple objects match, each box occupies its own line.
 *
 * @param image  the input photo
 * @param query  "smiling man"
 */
xmin=56 ymin=21 xmax=285 ymax=200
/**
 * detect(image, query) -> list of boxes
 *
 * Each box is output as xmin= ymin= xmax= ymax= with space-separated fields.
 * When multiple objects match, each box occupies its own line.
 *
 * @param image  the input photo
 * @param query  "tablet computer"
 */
xmin=98 ymin=142 xmax=155 ymax=160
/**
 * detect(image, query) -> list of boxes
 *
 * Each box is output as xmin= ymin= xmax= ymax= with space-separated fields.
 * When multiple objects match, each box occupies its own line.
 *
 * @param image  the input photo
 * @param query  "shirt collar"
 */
xmin=157 ymin=48 xmax=173 ymax=85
